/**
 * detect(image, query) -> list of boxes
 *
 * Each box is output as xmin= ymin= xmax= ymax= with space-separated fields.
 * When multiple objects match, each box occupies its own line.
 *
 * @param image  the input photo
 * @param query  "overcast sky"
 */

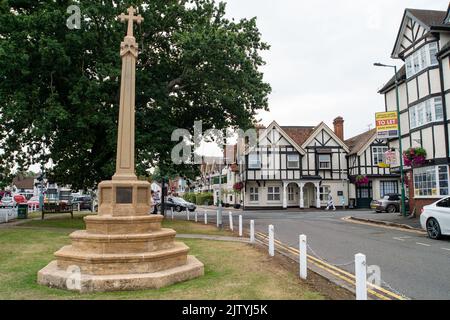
xmin=224 ymin=0 xmax=449 ymax=139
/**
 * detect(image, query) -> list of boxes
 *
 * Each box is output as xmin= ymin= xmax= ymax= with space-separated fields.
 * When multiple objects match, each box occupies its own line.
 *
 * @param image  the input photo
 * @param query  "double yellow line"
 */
xmin=255 ymin=232 xmax=407 ymax=300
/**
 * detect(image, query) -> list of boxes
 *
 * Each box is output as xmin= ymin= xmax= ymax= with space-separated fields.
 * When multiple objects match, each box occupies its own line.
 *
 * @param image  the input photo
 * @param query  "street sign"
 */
xmin=376 ymin=112 xmax=399 ymax=139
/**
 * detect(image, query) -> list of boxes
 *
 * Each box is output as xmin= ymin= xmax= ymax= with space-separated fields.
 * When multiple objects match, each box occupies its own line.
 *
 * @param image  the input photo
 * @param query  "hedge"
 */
xmin=183 ymin=192 xmax=213 ymax=205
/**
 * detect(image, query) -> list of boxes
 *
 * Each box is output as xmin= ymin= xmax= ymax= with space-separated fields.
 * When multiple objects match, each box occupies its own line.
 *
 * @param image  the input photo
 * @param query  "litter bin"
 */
xmin=18 ymin=204 xmax=28 ymax=219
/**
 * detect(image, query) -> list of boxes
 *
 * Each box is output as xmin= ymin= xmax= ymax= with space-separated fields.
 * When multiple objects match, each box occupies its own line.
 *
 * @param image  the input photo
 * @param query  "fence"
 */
xmin=0 ymin=208 xmax=18 ymax=224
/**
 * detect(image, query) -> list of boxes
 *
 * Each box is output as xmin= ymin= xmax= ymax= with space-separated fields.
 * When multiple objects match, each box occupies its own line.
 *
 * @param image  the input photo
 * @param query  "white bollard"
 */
xmin=195 ymin=211 xmax=198 ymax=223
xmin=229 ymin=212 xmax=233 ymax=231
xmin=77 ymin=203 xmax=81 ymax=212
xmin=355 ymin=253 xmax=368 ymax=300
xmin=186 ymin=208 xmax=190 ymax=221
xmin=171 ymin=207 xmax=174 ymax=220
xmin=239 ymin=215 xmax=243 ymax=237
xmin=204 ymin=211 xmax=208 ymax=225
xmin=250 ymin=220 xmax=255 ymax=243
xmin=268 ymin=225 xmax=275 ymax=257
xmin=216 ymin=210 xmax=219 ymax=228
xmin=299 ymin=235 xmax=307 ymax=280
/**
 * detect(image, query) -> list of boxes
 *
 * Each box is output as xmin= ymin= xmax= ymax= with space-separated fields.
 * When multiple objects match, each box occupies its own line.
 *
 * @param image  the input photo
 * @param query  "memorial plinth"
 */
xmin=37 ymin=6 xmax=204 ymax=293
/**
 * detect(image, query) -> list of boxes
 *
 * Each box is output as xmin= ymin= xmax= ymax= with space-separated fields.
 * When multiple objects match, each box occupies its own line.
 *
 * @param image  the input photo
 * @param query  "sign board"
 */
xmin=382 ymin=149 xmax=398 ymax=167
xmin=376 ymin=112 xmax=399 ymax=139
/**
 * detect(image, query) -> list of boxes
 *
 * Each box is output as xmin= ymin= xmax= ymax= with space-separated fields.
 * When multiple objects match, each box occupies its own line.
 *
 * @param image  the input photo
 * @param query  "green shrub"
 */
xmin=195 ymin=192 xmax=214 ymax=205
xmin=183 ymin=192 xmax=197 ymax=203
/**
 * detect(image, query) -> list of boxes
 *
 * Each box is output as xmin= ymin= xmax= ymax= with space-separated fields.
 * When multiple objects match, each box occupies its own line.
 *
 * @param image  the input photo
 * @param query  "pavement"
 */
xmin=173 ymin=207 xmax=450 ymax=300
xmin=349 ymin=211 xmax=422 ymax=230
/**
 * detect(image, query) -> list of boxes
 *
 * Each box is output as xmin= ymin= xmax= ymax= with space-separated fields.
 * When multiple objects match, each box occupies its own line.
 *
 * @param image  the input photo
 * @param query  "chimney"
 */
xmin=333 ymin=117 xmax=344 ymax=141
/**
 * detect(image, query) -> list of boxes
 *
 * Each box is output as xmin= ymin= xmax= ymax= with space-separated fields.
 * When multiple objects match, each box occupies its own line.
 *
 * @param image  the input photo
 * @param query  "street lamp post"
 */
xmin=374 ymin=63 xmax=407 ymax=217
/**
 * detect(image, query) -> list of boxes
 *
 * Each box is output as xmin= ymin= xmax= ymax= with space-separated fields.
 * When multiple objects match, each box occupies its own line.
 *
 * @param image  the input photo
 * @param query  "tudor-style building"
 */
xmin=237 ymin=118 xmax=351 ymax=209
xmin=379 ymin=7 xmax=450 ymax=214
xmin=346 ymin=129 xmax=401 ymax=208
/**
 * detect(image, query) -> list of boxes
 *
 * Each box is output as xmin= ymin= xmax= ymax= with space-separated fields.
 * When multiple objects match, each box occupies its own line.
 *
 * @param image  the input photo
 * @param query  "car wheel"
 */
xmin=426 ymin=218 xmax=442 ymax=240
xmin=386 ymin=205 xmax=397 ymax=213
xmin=176 ymin=205 xmax=182 ymax=212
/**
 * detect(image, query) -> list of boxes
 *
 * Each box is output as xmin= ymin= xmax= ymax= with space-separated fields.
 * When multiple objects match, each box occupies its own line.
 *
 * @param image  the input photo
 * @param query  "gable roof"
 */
xmin=12 ymin=176 xmax=35 ymax=190
xmin=257 ymin=121 xmax=307 ymax=155
xmin=345 ymin=129 xmax=377 ymax=155
xmin=409 ymin=9 xmax=448 ymax=29
xmin=281 ymin=126 xmax=316 ymax=147
xmin=300 ymin=122 xmax=350 ymax=153
xmin=378 ymin=65 xmax=406 ymax=94
xmin=391 ymin=8 xmax=448 ymax=59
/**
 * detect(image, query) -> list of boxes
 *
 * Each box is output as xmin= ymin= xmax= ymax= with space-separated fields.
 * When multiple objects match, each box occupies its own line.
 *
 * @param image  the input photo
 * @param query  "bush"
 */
xmin=183 ymin=193 xmax=197 ymax=204
xmin=195 ymin=192 xmax=214 ymax=206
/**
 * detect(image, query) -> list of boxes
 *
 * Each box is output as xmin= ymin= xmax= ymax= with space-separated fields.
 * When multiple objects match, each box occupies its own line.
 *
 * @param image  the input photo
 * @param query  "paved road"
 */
xmin=174 ymin=208 xmax=450 ymax=300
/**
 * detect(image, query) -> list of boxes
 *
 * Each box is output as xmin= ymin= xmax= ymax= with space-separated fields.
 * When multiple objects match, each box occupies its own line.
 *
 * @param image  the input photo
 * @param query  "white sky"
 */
xmin=224 ymin=0 xmax=449 ymax=138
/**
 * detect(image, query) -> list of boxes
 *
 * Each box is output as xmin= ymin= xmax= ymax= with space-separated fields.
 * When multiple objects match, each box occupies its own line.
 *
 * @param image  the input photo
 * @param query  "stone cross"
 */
xmin=118 ymin=6 xmax=144 ymax=38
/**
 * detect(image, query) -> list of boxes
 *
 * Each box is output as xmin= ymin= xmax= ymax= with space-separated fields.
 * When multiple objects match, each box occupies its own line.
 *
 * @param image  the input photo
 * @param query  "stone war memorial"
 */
xmin=37 ymin=6 xmax=204 ymax=293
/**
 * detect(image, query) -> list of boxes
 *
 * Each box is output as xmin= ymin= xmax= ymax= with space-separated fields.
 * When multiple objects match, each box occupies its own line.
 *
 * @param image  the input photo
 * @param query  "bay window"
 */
xmin=267 ymin=186 xmax=281 ymax=201
xmin=380 ymin=181 xmax=399 ymax=197
xmin=405 ymin=42 xmax=439 ymax=78
xmin=414 ymin=165 xmax=449 ymax=197
xmin=409 ymin=97 xmax=443 ymax=129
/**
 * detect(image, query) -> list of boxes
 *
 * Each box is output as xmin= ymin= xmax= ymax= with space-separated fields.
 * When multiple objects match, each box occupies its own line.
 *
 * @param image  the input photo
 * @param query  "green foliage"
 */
xmin=0 ymin=0 xmax=271 ymax=189
xmin=183 ymin=192 xmax=197 ymax=203
xmin=195 ymin=192 xmax=213 ymax=205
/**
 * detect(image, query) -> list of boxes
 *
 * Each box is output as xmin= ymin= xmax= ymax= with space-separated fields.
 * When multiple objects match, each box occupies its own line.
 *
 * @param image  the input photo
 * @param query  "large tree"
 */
xmin=0 ymin=0 xmax=271 ymax=189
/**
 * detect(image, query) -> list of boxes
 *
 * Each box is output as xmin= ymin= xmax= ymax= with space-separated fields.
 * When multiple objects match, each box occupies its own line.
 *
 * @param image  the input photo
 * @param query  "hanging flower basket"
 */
xmin=403 ymin=148 xmax=427 ymax=167
xmin=233 ymin=182 xmax=244 ymax=192
xmin=355 ymin=175 xmax=369 ymax=186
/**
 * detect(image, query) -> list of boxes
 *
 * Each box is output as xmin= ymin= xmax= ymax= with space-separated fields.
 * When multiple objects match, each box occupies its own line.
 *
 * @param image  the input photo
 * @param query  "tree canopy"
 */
xmin=0 ymin=0 xmax=271 ymax=189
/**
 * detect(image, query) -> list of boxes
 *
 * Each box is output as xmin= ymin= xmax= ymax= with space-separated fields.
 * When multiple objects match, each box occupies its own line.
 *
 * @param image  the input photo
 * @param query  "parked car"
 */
xmin=162 ymin=197 xmax=197 ymax=212
xmin=72 ymin=196 xmax=94 ymax=211
xmin=420 ymin=196 xmax=450 ymax=240
xmin=27 ymin=196 xmax=40 ymax=209
xmin=370 ymin=194 xmax=409 ymax=213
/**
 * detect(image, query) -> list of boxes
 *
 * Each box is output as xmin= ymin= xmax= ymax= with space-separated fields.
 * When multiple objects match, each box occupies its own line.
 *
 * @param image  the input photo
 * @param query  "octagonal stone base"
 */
xmin=38 ymin=256 xmax=204 ymax=293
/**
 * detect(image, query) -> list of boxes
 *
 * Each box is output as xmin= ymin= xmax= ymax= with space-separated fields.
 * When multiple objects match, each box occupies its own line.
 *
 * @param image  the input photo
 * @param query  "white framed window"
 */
xmin=380 ymin=181 xmax=399 ymax=197
xmin=414 ymin=165 xmax=449 ymax=197
xmin=405 ymin=42 xmax=439 ymax=78
xmin=287 ymin=154 xmax=300 ymax=169
xmin=267 ymin=186 xmax=281 ymax=201
xmin=410 ymin=97 xmax=443 ymax=129
xmin=318 ymin=154 xmax=331 ymax=169
xmin=249 ymin=187 xmax=259 ymax=202
xmin=372 ymin=146 xmax=389 ymax=165
xmin=320 ymin=186 xmax=330 ymax=201
xmin=288 ymin=186 xmax=295 ymax=201
xmin=248 ymin=153 xmax=261 ymax=169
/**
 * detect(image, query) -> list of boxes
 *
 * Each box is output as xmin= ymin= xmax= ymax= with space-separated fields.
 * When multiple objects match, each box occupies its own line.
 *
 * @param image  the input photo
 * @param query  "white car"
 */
xmin=420 ymin=196 xmax=450 ymax=240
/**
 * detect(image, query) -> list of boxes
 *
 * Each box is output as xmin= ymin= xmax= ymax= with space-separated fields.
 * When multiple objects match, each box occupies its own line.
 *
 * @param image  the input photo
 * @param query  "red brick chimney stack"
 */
xmin=333 ymin=117 xmax=344 ymax=141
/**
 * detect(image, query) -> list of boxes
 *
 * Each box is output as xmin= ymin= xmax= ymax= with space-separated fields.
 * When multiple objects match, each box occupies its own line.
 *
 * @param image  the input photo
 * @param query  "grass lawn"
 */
xmin=18 ymin=214 xmax=233 ymax=236
xmin=0 ymin=219 xmax=324 ymax=300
